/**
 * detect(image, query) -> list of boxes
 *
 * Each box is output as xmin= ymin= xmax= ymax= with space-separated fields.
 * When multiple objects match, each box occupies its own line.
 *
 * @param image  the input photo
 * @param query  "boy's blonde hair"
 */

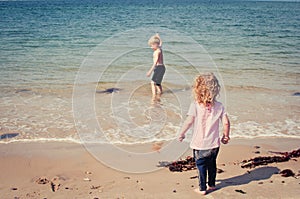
xmin=193 ymin=73 xmax=220 ymax=106
xmin=148 ymin=35 xmax=160 ymax=46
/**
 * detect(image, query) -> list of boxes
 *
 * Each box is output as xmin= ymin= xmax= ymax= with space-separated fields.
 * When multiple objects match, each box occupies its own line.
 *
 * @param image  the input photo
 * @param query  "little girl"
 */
xmin=178 ymin=73 xmax=230 ymax=195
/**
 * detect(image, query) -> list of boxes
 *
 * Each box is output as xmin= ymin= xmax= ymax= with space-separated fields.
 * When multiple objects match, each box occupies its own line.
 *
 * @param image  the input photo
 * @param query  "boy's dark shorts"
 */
xmin=151 ymin=65 xmax=165 ymax=86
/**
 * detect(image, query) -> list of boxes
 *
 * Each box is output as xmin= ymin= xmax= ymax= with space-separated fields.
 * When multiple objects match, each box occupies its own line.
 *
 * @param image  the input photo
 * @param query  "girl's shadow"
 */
xmin=214 ymin=166 xmax=279 ymax=191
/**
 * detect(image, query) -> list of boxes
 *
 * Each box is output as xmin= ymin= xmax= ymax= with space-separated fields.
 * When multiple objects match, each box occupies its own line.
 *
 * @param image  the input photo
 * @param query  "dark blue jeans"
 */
xmin=193 ymin=147 xmax=219 ymax=191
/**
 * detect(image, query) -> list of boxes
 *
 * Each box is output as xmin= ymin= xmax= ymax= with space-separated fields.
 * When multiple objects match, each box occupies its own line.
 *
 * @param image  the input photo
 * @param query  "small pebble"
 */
xmin=258 ymin=182 xmax=263 ymax=184
xmin=270 ymin=181 xmax=273 ymax=183
xmin=11 ymin=188 xmax=18 ymax=191
xmin=140 ymin=188 xmax=144 ymax=191
xmin=254 ymin=151 xmax=260 ymax=154
xmin=173 ymin=189 xmax=177 ymax=193
xmin=282 ymin=181 xmax=285 ymax=183
xmin=254 ymin=146 xmax=261 ymax=149
xmin=90 ymin=185 xmax=101 ymax=189
xmin=124 ymin=176 xmax=130 ymax=179
xmin=191 ymin=185 xmax=194 ymax=188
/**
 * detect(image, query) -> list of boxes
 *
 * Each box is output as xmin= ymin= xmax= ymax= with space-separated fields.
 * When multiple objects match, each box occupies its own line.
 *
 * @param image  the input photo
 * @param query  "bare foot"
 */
xmin=207 ymin=186 xmax=217 ymax=194
xmin=151 ymin=97 xmax=156 ymax=105
xmin=155 ymin=96 xmax=161 ymax=102
xmin=194 ymin=188 xmax=206 ymax=195
xmin=151 ymin=96 xmax=162 ymax=105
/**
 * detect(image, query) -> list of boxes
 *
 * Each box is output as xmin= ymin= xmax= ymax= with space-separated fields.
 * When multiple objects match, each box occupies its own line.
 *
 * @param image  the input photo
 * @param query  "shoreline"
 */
xmin=1 ymin=78 xmax=299 ymax=143
xmin=0 ymin=138 xmax=299 ymax=198
xmin=1 ymin=136 xmax=299 ymax=145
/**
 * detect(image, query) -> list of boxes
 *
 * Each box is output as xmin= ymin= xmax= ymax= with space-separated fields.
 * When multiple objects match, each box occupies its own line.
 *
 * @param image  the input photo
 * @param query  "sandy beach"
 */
xmin=0 ymin=138 xmax=299 ymax=199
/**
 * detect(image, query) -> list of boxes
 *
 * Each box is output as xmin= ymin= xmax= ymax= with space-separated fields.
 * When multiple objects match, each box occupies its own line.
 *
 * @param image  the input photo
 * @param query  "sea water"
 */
xmin=0 ymin=0 xmax=299 ymax=144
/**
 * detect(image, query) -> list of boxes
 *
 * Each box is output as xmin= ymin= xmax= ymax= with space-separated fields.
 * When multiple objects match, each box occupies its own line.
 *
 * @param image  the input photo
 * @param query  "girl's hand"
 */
xmin=178 ymin=134 xmax=185 ymax=142
xmin=221 ymin=136 xmax=230 ymax=144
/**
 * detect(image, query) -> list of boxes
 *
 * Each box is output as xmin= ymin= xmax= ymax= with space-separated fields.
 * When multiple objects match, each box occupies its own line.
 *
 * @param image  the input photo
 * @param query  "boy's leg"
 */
xmin=193 ymin=150 xmax=208 ymax=191
xmin=156 ymin=84 xmax=163 ymax=95
xmin=155 ymin=84 xmax=162 ymax=101
xmin=207 ymin=147 xmax=219 ymax=188
xmin=151 ymin=81 xmax=157 ymax=100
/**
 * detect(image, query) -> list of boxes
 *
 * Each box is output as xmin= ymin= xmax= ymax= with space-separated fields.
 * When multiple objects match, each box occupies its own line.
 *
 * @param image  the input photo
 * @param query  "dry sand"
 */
xmin=0 ymin=138 xmax=299 ymax=199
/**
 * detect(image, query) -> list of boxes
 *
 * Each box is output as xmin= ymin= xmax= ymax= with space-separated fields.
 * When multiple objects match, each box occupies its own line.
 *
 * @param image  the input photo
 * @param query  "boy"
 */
xmin=147 ymin=33 xmax=165 ymax=102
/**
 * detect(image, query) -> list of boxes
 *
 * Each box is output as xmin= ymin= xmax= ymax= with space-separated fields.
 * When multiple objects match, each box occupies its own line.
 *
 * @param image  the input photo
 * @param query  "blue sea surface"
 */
xmin=0 ymin=0 xmax=299 ymax=88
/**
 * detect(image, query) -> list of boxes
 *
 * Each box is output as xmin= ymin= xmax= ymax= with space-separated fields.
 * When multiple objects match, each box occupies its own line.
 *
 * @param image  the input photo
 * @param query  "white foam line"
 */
xmin=0 ymin=137 xmax=177 ymax=145
xmin=0 ymin=137 xmax=83 ymax=145
xmin=0 ymin=133 xmax=299 ymax=146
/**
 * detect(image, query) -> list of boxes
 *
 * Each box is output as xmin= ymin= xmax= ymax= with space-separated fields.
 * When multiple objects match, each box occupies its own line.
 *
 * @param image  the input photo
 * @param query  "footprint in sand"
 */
xmin=152 ymin=142 xmax=164 ymax=152
xmin=50 ymin=177 xmax=60 ymax=192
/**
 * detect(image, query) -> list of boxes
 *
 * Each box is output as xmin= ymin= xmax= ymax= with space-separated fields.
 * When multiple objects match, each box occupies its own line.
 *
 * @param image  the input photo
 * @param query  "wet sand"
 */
xmin=0 ymin=138 xmax=299 ymax=199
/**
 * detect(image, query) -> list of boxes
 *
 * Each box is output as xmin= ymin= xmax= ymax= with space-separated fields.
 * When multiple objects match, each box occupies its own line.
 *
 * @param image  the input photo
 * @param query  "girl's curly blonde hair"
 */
xmin=193 ymin=73 xmax=220 ymax=106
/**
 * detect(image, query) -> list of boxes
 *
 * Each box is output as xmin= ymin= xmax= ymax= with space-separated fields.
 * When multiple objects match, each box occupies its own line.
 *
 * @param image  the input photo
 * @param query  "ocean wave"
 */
xmin=1 ymin=119 xmax=299 ymax=145
xmin=0 ymin=137 xmax=82 ymax=145
xmin=231 ymin=119 xmax=300 ymax=139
